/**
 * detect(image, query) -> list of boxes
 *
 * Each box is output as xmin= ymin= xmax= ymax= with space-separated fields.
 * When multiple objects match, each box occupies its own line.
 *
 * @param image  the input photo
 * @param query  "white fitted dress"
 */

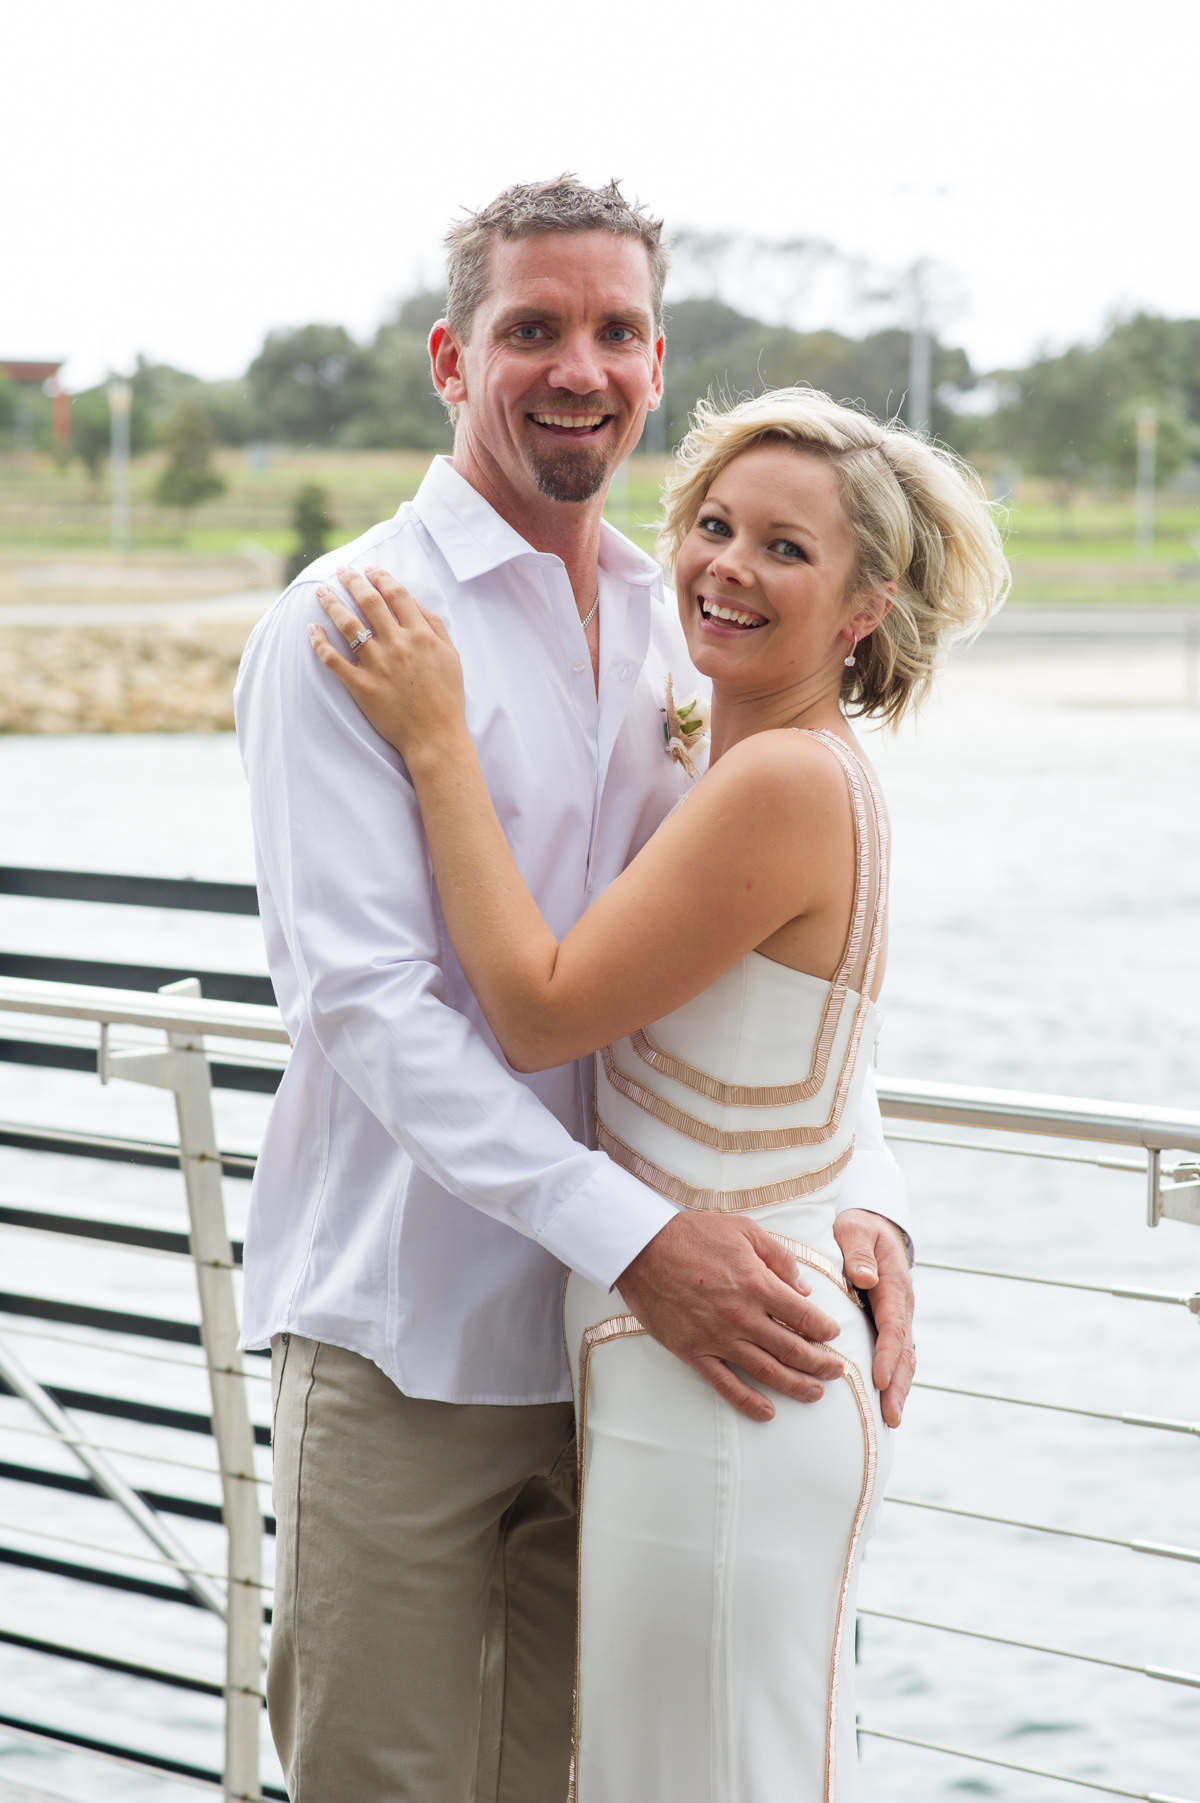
xmin=564 ymin=728 xmax=894 ymax=1803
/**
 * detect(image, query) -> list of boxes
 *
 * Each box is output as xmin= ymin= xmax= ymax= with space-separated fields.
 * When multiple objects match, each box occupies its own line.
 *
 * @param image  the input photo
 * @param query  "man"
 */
xmin=235 ymin=175 xmax=915 ymax=1803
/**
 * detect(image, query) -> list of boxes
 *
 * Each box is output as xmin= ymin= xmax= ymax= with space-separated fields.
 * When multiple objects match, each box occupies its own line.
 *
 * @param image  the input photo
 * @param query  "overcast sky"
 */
xmin=4 ymin=0 xmax=1196 ymax=393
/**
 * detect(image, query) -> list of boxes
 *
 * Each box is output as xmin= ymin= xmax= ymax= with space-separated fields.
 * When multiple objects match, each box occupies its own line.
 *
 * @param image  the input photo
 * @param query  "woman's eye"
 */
xmin=768 ymin=538 xmax=805 ymax=560
xmin=697 ymin=516 xmax=731 ymax=538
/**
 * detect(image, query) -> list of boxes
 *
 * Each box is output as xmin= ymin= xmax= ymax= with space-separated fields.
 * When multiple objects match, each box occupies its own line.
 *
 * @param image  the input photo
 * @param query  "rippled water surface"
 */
xmin=0 ymin=663 xmax=1197 ymax=1800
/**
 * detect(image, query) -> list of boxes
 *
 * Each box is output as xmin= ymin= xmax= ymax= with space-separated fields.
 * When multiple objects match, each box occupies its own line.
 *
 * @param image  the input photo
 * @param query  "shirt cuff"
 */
xmin=836 ymin=1147 xmax=915 ymax=1262
xmin=537 ymin=1160 xmax=679 ymax=1292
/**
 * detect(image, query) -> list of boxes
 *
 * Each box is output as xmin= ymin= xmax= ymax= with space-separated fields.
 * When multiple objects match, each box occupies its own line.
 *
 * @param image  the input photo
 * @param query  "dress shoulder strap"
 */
xmin=792 ymin=728 xmax=890 ymax=1003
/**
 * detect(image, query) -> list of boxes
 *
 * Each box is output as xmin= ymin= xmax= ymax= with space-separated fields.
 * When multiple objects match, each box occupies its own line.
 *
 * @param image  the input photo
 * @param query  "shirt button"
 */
xmin=620 ymin=662 xmax=633 ymax=680
xmin=571 ymin=657 xmax=586 ymax=674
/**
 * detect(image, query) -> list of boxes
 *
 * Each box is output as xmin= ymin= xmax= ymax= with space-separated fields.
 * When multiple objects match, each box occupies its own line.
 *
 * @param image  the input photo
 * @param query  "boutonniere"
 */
xmin=662 ymin=672 xmax=710 ymax=780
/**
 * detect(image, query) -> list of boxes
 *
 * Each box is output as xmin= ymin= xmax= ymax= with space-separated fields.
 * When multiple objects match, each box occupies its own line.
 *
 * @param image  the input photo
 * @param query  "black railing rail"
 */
xmin=0 ymin=865 xmax=260 ymax=915
xmin=0 ymin=866 xmax=279 ymax=1793
xmin=0 ymin=951 xmax=275 ymax=1007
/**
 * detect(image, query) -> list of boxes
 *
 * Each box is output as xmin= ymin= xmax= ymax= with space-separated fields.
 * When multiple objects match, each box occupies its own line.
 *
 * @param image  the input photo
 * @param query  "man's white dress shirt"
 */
xmin=234 ymin=456 xmax=910 ymax=1405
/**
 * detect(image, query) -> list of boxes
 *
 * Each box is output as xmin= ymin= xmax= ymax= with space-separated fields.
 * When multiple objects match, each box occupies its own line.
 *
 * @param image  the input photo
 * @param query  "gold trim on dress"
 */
xmin=822 ymin=1351 xmax=879 ymax=1802
xmin=767 ymin=1231 xmax=866 ymax=1310
xmin=603 ymin=1041 xmax=860 ymax=1151
xmin=596 ymin=1118 xmax=853 ymax=1211
xmin=569 ymin=1312 xmax=646 ymax=1803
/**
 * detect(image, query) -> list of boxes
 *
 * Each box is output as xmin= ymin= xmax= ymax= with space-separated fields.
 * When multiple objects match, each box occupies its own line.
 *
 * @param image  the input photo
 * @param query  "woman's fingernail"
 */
xmin=307 ymin=624 xmax=317 ymax=639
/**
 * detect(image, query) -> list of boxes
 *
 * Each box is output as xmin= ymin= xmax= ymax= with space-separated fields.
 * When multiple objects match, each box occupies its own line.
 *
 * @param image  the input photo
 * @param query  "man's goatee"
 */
xmin=531 ymin=445 xmax=610 ymax=504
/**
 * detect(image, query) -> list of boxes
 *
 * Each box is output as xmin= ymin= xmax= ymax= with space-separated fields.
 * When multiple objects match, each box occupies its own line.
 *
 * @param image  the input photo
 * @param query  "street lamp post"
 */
xmin=109 ymin=379 xmax=131 ymax=553
xmin=1135 ymin=406 xmax=1157 ymax=561
xmin=907 ymin=261 xmax=932 ymax=438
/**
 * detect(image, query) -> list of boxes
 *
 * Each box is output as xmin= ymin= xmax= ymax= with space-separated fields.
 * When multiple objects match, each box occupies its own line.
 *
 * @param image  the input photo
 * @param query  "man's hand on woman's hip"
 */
xmin=832 ymin=1208 xmax=915 ymax=1428
xmin=616 ymin=1213 xmax=847 ymax=1425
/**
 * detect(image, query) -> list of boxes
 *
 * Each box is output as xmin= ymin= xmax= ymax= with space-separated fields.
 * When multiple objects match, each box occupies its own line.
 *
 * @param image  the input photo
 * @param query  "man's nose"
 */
xmin=544 ymin=331 xmax=608 ymax=395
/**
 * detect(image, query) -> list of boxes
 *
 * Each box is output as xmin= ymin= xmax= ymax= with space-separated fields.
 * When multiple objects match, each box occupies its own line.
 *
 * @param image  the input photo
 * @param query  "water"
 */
xmin=0 ymin=658 xmax=1197 ymax=1800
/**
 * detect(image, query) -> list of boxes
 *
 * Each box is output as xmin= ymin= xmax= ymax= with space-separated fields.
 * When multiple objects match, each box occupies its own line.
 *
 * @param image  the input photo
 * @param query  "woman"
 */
xmin=309 ymin=389 xmax=1007 ymax=1801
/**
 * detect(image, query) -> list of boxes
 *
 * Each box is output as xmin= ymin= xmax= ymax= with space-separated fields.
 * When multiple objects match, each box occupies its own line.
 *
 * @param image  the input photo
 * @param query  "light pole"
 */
xmin=1135 ymin=406 xmax=1157 ymax=561
xmin=907 ymin=260 xmax=932 ymax=438
xmin=109 ymin=379 xmax=131 ymax=553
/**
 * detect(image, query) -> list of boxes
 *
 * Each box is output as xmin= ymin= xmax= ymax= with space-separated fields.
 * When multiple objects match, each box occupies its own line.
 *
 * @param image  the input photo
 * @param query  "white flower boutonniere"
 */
xmin=662 ymin=672 xmax=711 ymax=780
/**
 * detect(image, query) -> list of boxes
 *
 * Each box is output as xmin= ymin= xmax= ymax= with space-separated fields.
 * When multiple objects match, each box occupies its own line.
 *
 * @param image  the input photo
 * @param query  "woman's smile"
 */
xmin=696 ymin=592 xmax=770 ymax=633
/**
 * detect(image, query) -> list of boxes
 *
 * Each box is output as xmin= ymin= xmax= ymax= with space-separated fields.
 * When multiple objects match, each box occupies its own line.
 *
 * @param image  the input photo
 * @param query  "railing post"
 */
xmin=160 ymin=982 xmax=263 ymax=1803
xmin=101 ymin=977 xmax=264 ymax=1802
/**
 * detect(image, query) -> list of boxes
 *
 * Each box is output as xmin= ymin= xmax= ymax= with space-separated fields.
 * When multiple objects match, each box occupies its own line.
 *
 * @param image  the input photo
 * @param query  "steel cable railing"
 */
xmin=0 ymin=887 xmax=1197 ymax=1801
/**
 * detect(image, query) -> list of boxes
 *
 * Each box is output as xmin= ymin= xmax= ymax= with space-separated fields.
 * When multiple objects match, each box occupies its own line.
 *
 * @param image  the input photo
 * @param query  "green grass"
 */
xmin=2 ymin=451 xmax=1199 ymax=603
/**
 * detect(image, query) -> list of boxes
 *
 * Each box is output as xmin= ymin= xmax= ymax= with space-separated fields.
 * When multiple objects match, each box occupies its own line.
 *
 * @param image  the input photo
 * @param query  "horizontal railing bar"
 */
xmin=877 ymin=1075 xmax=1200 ymax=1155
xmin=0 ymin=1033 xmax=283 ymax=1093
xmin=0 ymin=1624 xmax=225 ymax=1696
xmin=913 ymin=1379 xmax=1200 ymax=1435
xmin=0 ymin=1318 xmax=271 ymax=1377
xmin=885 ymin=1127 xmax=1146 ymax=1171
xmin=0 ymin=864 xmax=260 ymax=916
xmin=0 ymin=1541 xmax=206 ymax=1605
xmin=0 ymin=1711 xmax=289 ymax=1801
xmin=0 ymin=976 xmax=288 ymax=1043
xmin=0 ymin=1515 xmax=273 ymax=1590
xmin=856 ymin=1725 xmax=1196 ymax=1802
xmin=0 ymin=951 xmax=275 ymax=1007
xmin=0 ymin=1201 xmax=245 ymax=1263
xmin=916 ymin=1259 xmax=1200 ymax=1310
xmin=0 ymin=1118 xmax=256 ymax=1174
xmin=0 ymin=1417 xmax=274 ymax=1483
xmin=0 ymin=1292 xmax=200 ymax=1346
xmin=0 ymin=1374 xmax=272 ymax=1442
xmin=0 ymin=1458 xmax=278 ymax=1535
xmin=885 ymin=1494 xmax=1200 ymax=1563
xmin=859 ymin=1607 xmax=1200 ymax=1685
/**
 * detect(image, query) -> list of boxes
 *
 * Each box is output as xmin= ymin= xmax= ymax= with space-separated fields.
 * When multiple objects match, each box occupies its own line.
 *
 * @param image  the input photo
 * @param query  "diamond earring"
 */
xmin=844 ymin=634 xmax=858 ymax=669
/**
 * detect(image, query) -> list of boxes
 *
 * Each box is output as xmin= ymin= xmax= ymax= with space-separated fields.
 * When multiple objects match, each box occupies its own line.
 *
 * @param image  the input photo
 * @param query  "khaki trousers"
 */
xmin=269 ymin=1334 xmax=577 ymax=1803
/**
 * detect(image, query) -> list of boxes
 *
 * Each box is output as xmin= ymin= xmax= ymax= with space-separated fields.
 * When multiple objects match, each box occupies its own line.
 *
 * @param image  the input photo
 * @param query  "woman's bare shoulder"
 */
xmin=699 ymin=727 xmax=854 ymax=819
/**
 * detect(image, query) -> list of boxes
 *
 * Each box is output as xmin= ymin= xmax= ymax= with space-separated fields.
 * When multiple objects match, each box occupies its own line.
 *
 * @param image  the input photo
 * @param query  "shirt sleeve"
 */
xmin=835 ymin=1065 xmax=914 ymax=1254
xmin=236 ymin=579 xmax=677 ymax=1293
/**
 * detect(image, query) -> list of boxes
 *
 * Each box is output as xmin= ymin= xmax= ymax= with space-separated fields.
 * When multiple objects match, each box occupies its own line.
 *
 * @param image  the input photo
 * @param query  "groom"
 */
xmin=236 ymin=175 xmax=915 ymax=1802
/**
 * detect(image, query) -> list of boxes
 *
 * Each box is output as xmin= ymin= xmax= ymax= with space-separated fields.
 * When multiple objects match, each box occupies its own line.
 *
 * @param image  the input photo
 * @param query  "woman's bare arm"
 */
xmin=311 ymin=566 xmax=852 ymax=1071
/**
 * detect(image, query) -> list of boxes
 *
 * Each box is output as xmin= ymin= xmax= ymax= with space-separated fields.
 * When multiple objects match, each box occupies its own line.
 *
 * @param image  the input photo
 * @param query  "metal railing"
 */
xmin=0 ymin=866 xmax=1197 ymax=1801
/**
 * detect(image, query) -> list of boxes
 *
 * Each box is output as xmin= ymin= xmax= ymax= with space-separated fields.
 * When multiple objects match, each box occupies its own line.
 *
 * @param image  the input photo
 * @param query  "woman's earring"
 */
xmin=844 ymin=634 xmax=858 ymax=669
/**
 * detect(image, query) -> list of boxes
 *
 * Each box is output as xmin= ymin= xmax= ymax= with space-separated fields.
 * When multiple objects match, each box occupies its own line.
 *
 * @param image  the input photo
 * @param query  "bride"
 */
xmin=309 ymin=389 xmax=1007 ymax=1801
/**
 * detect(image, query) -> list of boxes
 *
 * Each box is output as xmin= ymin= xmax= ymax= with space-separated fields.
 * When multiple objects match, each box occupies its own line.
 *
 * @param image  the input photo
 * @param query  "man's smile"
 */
xmin=528 ymin=411 xmax=614 ymax=439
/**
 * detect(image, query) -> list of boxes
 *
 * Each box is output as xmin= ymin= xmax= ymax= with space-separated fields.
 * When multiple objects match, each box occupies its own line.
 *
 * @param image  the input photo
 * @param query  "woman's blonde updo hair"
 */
xmin=659 ymin=388 xmax=1009 ymax=727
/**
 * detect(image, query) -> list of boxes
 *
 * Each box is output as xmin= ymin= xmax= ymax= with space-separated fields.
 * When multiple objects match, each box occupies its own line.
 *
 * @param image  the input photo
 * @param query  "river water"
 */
xmin=0 ymin=641 xmax=1197 ymax=1801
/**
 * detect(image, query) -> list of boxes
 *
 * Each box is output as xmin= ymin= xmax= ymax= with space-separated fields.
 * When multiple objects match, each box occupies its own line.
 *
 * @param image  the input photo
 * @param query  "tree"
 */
xmin=154 ymin=400 xmax=226 ymax=510
xmin=284 ymin=484 xmax=335 ymax=585
xmin=658 ymin=299 xmax=979 ymax=451
xmin=247 ymin=324 xmax=375 ymax=444
xmin=70 ymin=376 xmax=152 ymax=481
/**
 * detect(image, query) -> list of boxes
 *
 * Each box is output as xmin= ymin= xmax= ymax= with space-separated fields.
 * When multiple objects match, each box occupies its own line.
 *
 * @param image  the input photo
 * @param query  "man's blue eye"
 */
xmin=606 ymin=327 xmax=633 ymax=341
xmin=515 ymin=326 xmax=541 ymax=340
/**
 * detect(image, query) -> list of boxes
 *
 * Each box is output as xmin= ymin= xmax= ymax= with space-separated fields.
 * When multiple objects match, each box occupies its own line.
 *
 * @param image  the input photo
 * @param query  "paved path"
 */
xmin=0 ymin=589 xmax=277 ymax=627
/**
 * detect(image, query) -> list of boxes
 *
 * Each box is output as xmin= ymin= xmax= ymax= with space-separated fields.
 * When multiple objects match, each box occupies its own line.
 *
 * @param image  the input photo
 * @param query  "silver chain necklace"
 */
xmin=580 ymin=588 xmax=600 ymax=632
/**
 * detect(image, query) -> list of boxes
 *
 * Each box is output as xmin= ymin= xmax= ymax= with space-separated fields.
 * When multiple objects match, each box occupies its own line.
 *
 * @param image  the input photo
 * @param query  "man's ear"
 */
xmin=648 ymin=333 xmax=665 ymax=410
xmin=430 ymin=321 xmax=467 ymax=406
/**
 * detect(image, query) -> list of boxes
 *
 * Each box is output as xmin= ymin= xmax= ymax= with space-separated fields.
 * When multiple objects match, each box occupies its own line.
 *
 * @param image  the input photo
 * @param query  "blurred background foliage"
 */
xmin=2 ymin=292 xmax=1197 ymax=497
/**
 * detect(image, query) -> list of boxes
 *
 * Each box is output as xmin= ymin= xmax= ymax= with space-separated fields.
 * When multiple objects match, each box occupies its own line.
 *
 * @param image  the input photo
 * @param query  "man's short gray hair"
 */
xmin=444 ymin=174 xmax=668 ymax=342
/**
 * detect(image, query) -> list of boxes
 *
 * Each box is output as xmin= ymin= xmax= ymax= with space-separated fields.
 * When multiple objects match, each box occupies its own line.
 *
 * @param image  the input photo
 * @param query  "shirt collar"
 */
xmin=408 ymin=455 xmax=664 ymax=600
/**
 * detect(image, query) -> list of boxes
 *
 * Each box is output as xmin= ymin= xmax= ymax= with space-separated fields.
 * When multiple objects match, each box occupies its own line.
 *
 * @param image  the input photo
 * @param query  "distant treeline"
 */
xmin=3 ymin=293 xmax=1198 ymax=489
